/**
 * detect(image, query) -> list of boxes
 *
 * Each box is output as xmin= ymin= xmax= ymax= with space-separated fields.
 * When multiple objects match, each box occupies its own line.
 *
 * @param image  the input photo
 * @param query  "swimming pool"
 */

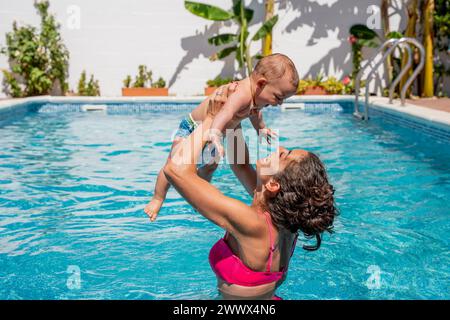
xmin=0 ymin=99 xmax=449 ymax=299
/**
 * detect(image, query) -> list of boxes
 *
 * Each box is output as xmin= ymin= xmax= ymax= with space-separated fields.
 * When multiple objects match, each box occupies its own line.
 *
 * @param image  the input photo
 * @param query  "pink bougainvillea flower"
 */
xmin=348 ymin=35 xmax=358 ymax=44
xmin=342 ymin=76 xmax=351 ymax=86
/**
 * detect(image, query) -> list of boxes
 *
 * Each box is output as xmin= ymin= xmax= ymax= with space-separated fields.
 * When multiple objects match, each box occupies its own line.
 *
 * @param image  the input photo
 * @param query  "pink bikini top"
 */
xmin=208 ymin=211 xmax=298 ymax=287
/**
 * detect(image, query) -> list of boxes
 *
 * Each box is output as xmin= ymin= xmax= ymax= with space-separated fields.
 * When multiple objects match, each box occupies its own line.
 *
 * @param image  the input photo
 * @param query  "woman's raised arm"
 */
xmin=163 ymin=106 xmax=260 ymax=239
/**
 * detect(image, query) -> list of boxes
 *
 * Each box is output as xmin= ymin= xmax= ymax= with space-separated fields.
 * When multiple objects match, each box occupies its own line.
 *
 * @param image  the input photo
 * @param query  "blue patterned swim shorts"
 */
xmin=173 ymin=113 xmax=217 ymax=168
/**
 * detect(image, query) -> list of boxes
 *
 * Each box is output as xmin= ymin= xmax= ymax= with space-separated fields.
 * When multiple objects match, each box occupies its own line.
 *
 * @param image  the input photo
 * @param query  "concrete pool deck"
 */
xmin=406 ymin=97 xmax=450 ymax=113
xmin=1 ymin=95 xmax=450 ymax=130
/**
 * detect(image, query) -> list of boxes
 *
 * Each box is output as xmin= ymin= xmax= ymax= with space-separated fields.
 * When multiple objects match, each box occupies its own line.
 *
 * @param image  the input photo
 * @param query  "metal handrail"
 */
xmin=389 ymin=44 xmax=412 ymax=103
xmin=354 ymin=37 xmax=426 ymax=120
xmin=363 ymin=39 xmax=410 ymax=120
xmin=353 ymin=38 xmax=398 ymax=119
xmin=399 ymin=38 xmax=425 ymax=106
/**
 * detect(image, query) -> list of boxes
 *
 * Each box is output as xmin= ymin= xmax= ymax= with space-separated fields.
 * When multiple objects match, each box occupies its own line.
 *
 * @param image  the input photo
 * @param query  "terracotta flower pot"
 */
xmin=303 ymin=86 xmax=328 ymax=95
xmin=204 ymin=86 xmax=218 ymax=96
xmin=122 ymin=87 xmax=169 ymax=96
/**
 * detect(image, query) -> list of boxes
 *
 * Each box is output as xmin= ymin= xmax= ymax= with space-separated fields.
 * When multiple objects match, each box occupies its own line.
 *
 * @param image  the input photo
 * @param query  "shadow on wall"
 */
xmin=169 ymin=0 xmax=265 ymax=87
xmin=172 ymin=0 xmax=406 ymax=95
xmin=279 ymin=0 xmax=403 ymax=93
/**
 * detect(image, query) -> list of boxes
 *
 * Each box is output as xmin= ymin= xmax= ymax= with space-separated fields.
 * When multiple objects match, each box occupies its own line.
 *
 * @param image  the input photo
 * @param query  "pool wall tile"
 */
xmin=1 ymin=96 xmax=449 ymax=143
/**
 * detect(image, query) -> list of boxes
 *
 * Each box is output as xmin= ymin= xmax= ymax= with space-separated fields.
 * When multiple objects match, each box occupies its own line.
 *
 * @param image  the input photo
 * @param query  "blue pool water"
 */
xmin=0 ymin=101 xmax=449 ymax=300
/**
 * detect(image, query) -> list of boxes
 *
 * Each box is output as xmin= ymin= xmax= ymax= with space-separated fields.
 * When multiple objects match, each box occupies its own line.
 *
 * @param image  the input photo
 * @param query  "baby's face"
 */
xmin=255 ymin=75 xmax=297 ymax=108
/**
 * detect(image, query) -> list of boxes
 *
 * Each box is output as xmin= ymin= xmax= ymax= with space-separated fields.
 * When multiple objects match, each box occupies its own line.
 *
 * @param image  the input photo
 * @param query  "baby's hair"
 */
xmin=251 ymin=53 xmax=299 ymax=89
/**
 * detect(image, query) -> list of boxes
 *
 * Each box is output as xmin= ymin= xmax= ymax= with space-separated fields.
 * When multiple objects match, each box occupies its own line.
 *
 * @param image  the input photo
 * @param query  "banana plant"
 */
xmin=349 ymin=24 xmax=380 ymax=83
xmin=381 ymin=0 xmax=393 ymax=83
xmin=400 ymin=0 xmax=418 ymax=96
xmin=184 ymin=0 xmax=278 ymax=76
xmin=421 ymin=0 xmax=435 ymax=97
xmin=262 ymin=0 xmax=275 ymax=56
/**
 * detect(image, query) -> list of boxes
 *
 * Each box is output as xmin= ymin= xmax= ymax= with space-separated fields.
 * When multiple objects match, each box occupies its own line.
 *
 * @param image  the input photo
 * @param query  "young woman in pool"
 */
xmin=162 ymin=84 xmax=337 ymax=300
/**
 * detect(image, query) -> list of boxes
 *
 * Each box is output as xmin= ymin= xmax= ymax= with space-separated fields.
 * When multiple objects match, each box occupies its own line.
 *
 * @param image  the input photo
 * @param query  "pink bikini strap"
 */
xmin=224 ymin=211 xmax=297 ymax=272
xmin=263 ymin=211 xmax=276 ymax=272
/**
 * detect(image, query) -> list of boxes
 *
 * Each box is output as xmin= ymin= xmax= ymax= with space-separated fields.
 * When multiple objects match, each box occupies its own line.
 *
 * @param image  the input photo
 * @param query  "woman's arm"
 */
xmin=163 ymin=116 xmax=260 ymax=238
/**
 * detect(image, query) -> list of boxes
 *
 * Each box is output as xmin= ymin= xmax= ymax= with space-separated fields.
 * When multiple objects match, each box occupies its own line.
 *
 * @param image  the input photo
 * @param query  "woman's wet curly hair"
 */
xmin=266 ymin=152 xmax=337 ymax=251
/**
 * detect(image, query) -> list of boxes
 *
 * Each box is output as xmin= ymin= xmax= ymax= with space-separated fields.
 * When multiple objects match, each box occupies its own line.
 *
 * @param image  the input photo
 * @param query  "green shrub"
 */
xmin=123 ymin=75 xmax=132 ymax=88
xmin=152 ymin=77 xmax=166 ymax=88
xmin=297 ymin=74 xmax=325 ymax=94
xmin=297 ymin=79 xmax=312 ymax=95
xmin=348 ymin=24 xmax=379 ymax=87
xmin=77 ymin=70 xmax=100 ymax=96
xmin=1 ymin=70 xmax=22 ymax=98
xmin=86 ymin=75 xmax=100 ymax=96
xmin=322 ymin=77 xmax=344 ymax=95
xmin=125 ymin=65 xmax=166 ymax=88
xmin=297 ymin=74 xmax=354 ymax=95
xmin=1 ymin=0 xmax=69 ymax=97
xmin=206 ymin=76 xmax=233 ymax=87
xmin=132 ymin=65 xmax=152 ymax=88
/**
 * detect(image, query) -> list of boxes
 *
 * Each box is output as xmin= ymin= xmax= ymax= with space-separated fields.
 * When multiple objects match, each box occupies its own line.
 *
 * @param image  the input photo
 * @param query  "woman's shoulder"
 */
xmin=225 ymin=203 xmax=266 ymax=240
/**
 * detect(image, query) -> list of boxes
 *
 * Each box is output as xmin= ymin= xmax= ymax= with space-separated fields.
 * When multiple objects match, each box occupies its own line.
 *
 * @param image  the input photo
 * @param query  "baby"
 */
xmin=145 ymin=53 xmax=299 ymax=221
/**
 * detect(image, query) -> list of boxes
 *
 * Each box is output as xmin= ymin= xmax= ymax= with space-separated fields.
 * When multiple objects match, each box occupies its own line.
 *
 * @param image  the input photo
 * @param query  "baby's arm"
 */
xmin=210 ymin=92 xmax=249 ymax=133
xmin=208 ymin=90 xmax=249 ymax=155
xmin=249 ymin=110 xmax=277 ymax=144
xmin=227 ymin=124 xmax=257 ymax=196
xmin=249 ymin=110 xmax=266 ymax=131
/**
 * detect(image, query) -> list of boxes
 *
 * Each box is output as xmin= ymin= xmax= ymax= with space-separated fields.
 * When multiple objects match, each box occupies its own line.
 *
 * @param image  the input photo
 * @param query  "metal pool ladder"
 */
xmin=353 ymin=37 xmax=425 ymax=121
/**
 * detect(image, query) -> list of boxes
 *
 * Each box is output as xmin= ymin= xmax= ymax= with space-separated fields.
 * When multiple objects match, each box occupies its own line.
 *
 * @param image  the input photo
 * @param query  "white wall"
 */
xmin=0 ymin=0 xmax=411 ymax=97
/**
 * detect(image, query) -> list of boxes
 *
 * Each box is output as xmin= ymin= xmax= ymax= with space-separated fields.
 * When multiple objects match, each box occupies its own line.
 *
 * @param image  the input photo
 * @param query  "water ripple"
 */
xmin=0 ymin=108 xmax=448 ymax=299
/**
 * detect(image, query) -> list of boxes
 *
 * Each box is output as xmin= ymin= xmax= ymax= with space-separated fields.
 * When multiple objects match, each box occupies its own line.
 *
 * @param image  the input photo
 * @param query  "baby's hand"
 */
xmin=259 ymin=127 xmax=278 ymax=145
xmin=208 ymin=131 xmax=225 ymax=158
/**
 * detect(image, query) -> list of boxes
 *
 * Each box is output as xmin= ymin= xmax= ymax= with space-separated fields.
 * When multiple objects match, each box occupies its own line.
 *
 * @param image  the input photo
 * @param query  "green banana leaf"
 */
xmin=232 ymin=0 xmax=254 ymax=22
xmin=237 ymin=28 xmax=249 ymax=42
xmin=216 ymin=46 xmax=237 ymax=59
xmin=252 ymin=15 xmax=278 ymax=41
xmin=357 ymin=38 xmax=379 ymax=48
xmin=236 ymin=45 xmax=244 ymax=67
xmin=350 ymin=24 xmax=379 ymax=40
xmin=252 ymin=53 xmax=263 ymax=61
xmin=208 ymin=33 xmax=237 ymax=46
xmin=386 ymin=31 xmax=403 ymax=39
xmin=185 ymin=1 xmax=233 ymax=21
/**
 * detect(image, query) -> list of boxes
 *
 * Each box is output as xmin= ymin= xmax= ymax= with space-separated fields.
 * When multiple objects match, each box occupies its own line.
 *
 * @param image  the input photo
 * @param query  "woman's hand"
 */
xmin=207 ymin=82 xmax=238 ymax=117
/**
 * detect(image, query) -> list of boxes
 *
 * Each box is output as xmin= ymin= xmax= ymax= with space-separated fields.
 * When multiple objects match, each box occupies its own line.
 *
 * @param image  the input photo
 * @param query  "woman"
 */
xmin=163 ymin=85 xmax=337 ymax=300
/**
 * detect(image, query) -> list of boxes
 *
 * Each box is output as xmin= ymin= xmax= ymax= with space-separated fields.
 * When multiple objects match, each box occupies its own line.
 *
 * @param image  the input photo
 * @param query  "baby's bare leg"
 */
xmin=144 ymin=138 xmax=183 ymax=222
xmin=145 ymin=139 xmax=219 ymax=221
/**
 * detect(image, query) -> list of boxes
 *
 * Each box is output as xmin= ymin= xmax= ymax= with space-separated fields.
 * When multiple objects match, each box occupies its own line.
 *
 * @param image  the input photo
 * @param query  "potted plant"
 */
xmin=297 ymin=74 xmax=327 ymax=95
xmin=76 ymin=70 xmax=100 ymax=96
xmin=322 ymin=77 xmax=345 ymax=95
xmin=122 ymin=65 xmax=168 ymax=96
xmin=205 ymin=76 xmax=234 ymax=96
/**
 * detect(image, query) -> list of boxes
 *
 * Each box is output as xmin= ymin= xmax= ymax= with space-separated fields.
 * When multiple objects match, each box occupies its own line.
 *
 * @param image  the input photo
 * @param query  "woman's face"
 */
xmin=256 ymin=147 xmax=308 ymax=183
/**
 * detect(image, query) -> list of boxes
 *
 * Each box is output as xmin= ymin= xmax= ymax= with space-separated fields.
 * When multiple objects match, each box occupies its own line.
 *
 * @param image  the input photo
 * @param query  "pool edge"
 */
xmin=1 ymin=95 xmax=449 ymax=132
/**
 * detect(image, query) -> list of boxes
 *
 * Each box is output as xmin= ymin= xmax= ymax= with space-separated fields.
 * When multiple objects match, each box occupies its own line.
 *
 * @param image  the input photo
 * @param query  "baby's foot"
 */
xmin=144 ymin=198 xmax=164 ymax=222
